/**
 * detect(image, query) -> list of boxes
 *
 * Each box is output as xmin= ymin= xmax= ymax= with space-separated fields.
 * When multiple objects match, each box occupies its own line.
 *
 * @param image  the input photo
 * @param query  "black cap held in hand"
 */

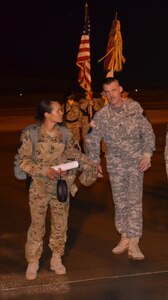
xmin=57 ymin=179 xmax=68 ymax=202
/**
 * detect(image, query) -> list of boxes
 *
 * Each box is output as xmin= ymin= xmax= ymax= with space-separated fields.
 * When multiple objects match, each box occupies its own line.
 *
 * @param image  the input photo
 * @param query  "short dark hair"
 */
xmin=36 ymin=99 xmax=61 ymax=122
xmin=102 ymin=77 xmax=119 ymax=86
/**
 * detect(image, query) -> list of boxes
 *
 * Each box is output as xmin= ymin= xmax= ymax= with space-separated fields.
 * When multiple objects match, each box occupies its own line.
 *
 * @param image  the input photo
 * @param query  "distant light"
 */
xmin=20 ymin=93 xmax=23 ymax=96
xmin=135 ymin=89 xmax=138 ymax=92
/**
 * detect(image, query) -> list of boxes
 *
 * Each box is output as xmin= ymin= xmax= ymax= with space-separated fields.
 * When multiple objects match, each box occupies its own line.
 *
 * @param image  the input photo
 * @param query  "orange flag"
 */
xmin=98 ymin=14 xmax=125 ymax=77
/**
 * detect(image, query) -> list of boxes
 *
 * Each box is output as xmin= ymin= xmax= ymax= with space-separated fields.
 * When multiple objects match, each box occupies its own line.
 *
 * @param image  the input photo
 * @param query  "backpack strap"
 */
xmin=58 ymin=124 xmax=81 ymax=151
xmin=29 ymin=124 xmax=39 ymax=152
xmin=22 ymin=123 xmax=40 ymax=154
xmin=24 ymin=123 xmax=67 ymax=148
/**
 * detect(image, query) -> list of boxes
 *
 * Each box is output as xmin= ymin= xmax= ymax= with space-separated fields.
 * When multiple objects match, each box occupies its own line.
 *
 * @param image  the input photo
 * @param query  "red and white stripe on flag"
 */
xmin=76 ymin=34 xmax=92 ymax=94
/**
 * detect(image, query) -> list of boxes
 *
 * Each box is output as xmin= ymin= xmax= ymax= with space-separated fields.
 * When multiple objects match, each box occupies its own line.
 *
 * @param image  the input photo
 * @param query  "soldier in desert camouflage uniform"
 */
xmin=64 ymin=94 xmax=82 ymax=144
xmin=86 ymin=77 xmax=155 ymax=260
xmin=89 ymin=93 xmax=109 ymax=157
xmin=165 ymin=124 xmax=168 ymax=179
xmin=79 ymin=93 xmax=91 ymax=151
xmin=92 ymin=95 xmax=104 ymax=113
xmin=79 ymin=92 xmax=104 ymax=152
xmin=18 ymin=99 xmax=97 ymax=280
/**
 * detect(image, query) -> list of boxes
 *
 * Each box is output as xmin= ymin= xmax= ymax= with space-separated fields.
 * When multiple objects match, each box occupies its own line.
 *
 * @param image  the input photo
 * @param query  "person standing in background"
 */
xmin=79 ymin=92 xmax=92 ymax=152
xmin=64 ymin=93 xmax=82 ymax=144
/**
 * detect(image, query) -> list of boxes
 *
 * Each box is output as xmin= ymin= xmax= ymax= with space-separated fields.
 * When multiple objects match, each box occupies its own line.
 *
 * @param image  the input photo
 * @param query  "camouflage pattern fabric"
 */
xmin=92 ymin=97 xmax=104 ymax=113
xmin=79 ymin=97 xmax=104 ymax=152
xmin=92 ymin=97 xmax=108 ymax=157
xmin=79 ymin=97 xmax=90 ymax=152
xmin=25 ymin=184 xmax=70 ymax=261
xmin=18 ymin=124 xmax=97 ymax=262
xmin=86 ymin=99 xmax=155 ymax=238
xmin=101 ymin=140 xmax=107 ymax=157
xmin=65 ymin=100 xmax=82 ymax=143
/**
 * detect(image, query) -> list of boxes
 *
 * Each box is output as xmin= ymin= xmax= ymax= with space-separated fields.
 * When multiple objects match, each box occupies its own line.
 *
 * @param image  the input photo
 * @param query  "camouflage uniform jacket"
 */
xmin=92 ymin=97 xmax=104 ymax=113
xmin=65 ymin=101 xmax=82 ymax=126
xmin=86 ymin=99 xmax=156 ymax=171
xmin=79 ymin=98 xmax=90 ymax=113
xmin=18 ymin=124 xmax=97 ymax=189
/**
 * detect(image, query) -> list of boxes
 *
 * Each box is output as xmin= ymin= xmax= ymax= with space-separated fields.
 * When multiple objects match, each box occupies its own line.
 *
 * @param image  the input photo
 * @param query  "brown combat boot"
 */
xmin=112 ymin=233 xmax=129 ymax=254
xmin=26 ymin=261 xmax=39 ymax=280
xmin=50 ymin=252 xmax=66 ymax=275
xmin=128 ymin=237 xmax=145 ymax=260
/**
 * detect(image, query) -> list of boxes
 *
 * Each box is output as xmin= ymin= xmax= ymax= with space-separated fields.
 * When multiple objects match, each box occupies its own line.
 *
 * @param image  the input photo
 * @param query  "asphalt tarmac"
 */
xmin=0 ymin=107 xmax=168 ymax=299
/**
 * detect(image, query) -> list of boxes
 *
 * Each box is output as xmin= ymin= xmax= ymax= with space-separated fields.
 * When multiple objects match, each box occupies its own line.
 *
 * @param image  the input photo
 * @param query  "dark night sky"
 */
xmin=0 ymin=0 xmax=168 ymax=92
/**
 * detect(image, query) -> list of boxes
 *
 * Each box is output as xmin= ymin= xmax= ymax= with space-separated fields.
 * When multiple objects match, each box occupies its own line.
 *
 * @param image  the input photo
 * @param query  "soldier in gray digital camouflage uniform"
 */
xmin=86 ymin=77 xmax=155 ymax=260
xmin=165 ymin=123 xmax=168 ymax=179
xmin=18 ymin=99 xmax=97 ymax=280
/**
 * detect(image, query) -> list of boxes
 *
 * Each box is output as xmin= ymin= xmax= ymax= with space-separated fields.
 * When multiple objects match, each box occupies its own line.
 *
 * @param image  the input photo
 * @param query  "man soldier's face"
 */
xmin=103 ymin=80 xmax=123 ymax=108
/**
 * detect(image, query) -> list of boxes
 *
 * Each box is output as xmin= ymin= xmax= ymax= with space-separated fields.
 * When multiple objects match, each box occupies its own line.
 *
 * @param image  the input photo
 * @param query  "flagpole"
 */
xmin=76 ymin=2 xmax=93 ymax=119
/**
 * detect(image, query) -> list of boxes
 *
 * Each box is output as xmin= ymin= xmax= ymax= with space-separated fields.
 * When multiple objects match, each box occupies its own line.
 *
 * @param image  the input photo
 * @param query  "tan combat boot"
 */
xmin=50 ymin=252 xmax=66 ymax=275
xmin=112 ymin=233 xmax=129 ymax=254
xmin=26 ymin=261 xmax=39 ymax=280
xmin=128 ymin=237 xmax=145 ymax=260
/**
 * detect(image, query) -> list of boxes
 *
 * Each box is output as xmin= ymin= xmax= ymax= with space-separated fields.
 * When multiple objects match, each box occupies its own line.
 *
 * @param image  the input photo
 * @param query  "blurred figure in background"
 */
xmin=121 ymin=90 xmax=129 ymax=100
xmin=79 ymin=92 xmax=92 ymax=152
xmin=64 ymin=93 xmax=82 ymax=144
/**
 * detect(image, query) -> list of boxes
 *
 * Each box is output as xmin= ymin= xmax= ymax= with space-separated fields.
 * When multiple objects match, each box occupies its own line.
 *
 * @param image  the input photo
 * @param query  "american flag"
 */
xmin=76 ymin=3 xmax=92 ymax=98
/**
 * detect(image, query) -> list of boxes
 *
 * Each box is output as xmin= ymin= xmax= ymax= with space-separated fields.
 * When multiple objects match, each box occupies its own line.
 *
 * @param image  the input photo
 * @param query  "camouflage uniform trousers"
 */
xmin=108 ymin=160 xmax=144 ymax=238
xmin=25 ymin=177 xmax=70 ymax=263
xmin=101 ymin=140 xmax=107 ymax=157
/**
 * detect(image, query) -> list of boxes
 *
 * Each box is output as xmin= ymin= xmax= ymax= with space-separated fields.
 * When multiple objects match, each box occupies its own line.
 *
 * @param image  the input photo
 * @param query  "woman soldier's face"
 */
xmin=47 ymin=101 xmax=64 ymax=123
